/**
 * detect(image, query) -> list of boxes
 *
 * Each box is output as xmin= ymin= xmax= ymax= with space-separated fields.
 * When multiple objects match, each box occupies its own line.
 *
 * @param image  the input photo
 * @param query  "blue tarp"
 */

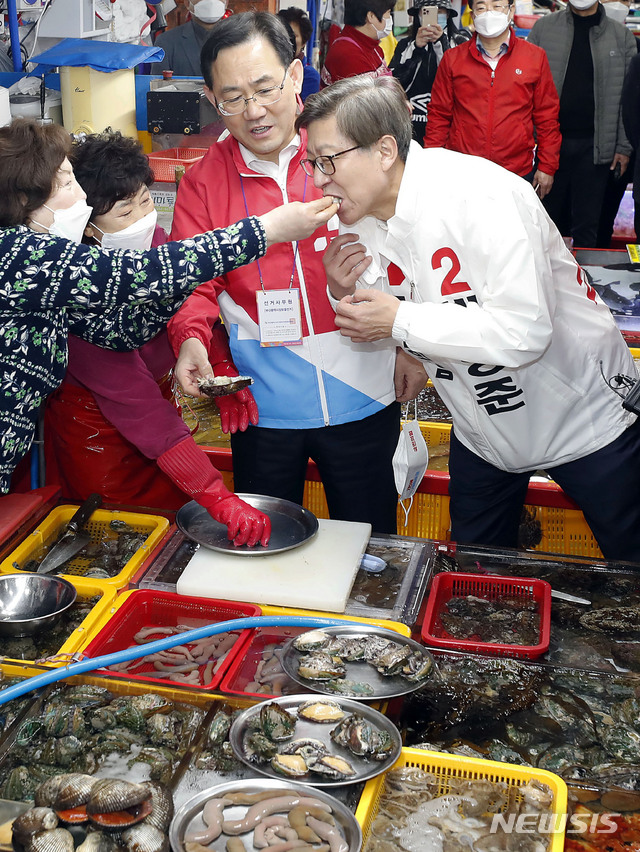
xmin=31 ymin=38 xmax=164 ymax=73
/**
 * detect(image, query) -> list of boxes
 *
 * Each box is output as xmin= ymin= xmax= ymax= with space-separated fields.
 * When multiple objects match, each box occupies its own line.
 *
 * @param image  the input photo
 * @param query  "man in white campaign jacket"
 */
xmin=296 ymin=75 xmax=640 ymax=562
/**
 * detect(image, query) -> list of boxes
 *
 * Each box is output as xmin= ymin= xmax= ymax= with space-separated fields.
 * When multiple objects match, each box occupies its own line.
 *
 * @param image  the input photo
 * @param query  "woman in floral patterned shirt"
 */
xmin=0 ymin=119 xmax=337 ymax=495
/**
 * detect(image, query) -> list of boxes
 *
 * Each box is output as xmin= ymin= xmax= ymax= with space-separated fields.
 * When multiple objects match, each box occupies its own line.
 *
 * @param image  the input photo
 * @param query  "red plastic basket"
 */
xmin=82 ymin=590 xmax=260 ymax=691
xmin=421 ymin=572 xmax=551 ymax=659
xmin=147 ymin=148 xmax=208 ymax=183
xmin=219 ymin=625 xmax=304 ymax=700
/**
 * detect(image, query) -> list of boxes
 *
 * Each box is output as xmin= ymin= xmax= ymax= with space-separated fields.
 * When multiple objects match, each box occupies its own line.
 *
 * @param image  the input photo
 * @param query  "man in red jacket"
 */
xmin=424 ymin=0 xmax=561 ymax=198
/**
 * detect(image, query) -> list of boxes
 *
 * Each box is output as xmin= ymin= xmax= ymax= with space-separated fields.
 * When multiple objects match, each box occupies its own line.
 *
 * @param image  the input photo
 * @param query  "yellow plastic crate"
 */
xmin=0 ymin=578 xmax=116 ymax=669
xmin=259 ymin=606 xmax=411 ymax=638
xmin=355 ymin=747 xmax=568 ymax=852
xmin=0 ymin=506 xmax=169 ymax=589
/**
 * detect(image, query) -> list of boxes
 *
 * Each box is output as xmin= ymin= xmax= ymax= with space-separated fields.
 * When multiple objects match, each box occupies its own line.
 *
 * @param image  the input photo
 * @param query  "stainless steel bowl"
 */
xmin=0 ymin=573 xmax=77 ymax=638
xmin=169 ymin=779 xmax=362 ymax=852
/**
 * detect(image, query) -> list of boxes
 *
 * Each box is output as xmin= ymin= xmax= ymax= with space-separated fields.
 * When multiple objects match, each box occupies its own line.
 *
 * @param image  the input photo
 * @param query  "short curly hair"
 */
xmin=0 ymin=119 xmax=71 ymax=227
xmin=71 ymin=129 xmax=153 ymax=217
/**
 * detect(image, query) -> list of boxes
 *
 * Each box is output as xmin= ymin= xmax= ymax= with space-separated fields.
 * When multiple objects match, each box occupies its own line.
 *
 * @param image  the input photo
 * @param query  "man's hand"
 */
xmin=175 ymin=337 xmax=213 ymax=397
xmin=533 ymin=169 xmax=554 ymax=200
xmin=260 ymin=196 xmax=339 ymax=246
xmin=395 ymin=347 xmax=428 ymax=402
xmin=334 ymin=289 xmax=401 ymax=342
xmin=416 ymin=23 xmax=443 ymax=46
xmin=324 ymin=233 xmax=373 ymax=301
xmin=612 ymin=153 xmax=630 ymax=177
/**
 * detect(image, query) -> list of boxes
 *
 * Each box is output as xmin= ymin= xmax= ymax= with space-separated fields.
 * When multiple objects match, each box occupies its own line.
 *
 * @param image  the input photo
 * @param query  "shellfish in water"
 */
xmin=196 ymin=375 xmax=253 ymax=398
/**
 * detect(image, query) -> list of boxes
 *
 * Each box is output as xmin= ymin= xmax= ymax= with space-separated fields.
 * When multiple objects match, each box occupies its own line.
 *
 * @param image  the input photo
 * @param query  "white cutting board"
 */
xmin=176 ymin=519 xmax=371 ymax=613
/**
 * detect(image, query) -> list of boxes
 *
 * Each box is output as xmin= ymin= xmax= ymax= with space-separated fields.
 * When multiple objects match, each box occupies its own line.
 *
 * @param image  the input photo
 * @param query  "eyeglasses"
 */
xmin=216 ymin=70 xmax=288 ymax=116
xmin=473 ymin=1 xmax=510 ymax=11
xmin=300 ymin=145 xmax=362 ymax=177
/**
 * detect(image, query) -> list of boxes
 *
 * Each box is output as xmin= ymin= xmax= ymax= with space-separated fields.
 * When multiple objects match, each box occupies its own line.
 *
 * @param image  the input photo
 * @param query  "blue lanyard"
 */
xmin=239 ymin=169 xmax=307 ymax=293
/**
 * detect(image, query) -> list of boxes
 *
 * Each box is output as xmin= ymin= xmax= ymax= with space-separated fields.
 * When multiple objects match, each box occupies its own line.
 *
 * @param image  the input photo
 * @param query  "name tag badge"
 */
xmin=256 ymin=289 xmax=303 ymax=347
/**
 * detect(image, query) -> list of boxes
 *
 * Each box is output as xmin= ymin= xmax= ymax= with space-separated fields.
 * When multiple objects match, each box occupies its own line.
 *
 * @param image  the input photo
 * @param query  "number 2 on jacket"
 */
xmin=432 ymin=247 xmax=470 ymax=297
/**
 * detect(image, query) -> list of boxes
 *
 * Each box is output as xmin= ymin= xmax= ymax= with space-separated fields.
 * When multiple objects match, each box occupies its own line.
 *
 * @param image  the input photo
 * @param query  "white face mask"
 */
xmin=93 ymin=209 xmax=158 ymax=251
xmin=474 ymin=9 xmax=510 ymax=37
xmin=603 ymin=1 xmax=628 ymax=21
xmin=373 ymin=15 xmax=394 ymax=39
xmin=570 ymin=0 xmax=597 ymax=9
xmin=190 ymin=0 xmax=226 ymax=23
xmin=392 ymin=405 xmax=429 ymax=527
xmin=30 ymin=199 xmax=93 ymax=243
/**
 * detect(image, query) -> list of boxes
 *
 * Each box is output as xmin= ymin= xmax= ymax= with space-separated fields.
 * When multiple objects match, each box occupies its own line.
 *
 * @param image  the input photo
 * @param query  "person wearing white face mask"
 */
xmin=424 ymin=0 xmax=560 ymax=194
xmin=151 ymin=0 xmax=230 ymax=77
xmin=390 ymin=0 xmax=470 ymax=144
xmin=44 ymin=129 xmax=271 ymax=543
xmin=321 ymin=0 xmax=396 ymax=87
xmin=0 ymin=118 xmax=338 ymax=542
xmin=528 ymin=0 xmax=637 ymax=247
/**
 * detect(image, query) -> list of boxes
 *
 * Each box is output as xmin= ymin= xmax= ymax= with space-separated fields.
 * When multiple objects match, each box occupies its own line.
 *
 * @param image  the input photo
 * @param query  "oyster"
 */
xmin=258 ymin=702 xmax=296 ymax=741
xmin=580 ymin=606 xmax=640 ymax=634
xmin=297 ymin=700 xmax=346 ymax=724
xmin=297 ymin=652 xmax=346 ymax=681
xmin=270 ymin=753 xmax=308 ymax=778
xmin=197 ymin=375 xmax=253 ymax=398
xmin=307 ymin=754 xmax=356 ymax=779
xmin=292 ymin=629 xmax=331 ymax=652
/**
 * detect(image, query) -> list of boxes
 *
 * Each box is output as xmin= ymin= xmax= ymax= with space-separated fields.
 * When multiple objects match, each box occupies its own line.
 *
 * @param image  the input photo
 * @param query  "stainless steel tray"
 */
xmin=228 ymin=694 xmax=401 ymax=787
xmin=176 ymin=496 xmax=319 ymax=556
xmin=281 ymin=625 xmax=435 ymax=700
xmin=169 ymin=778 xmax=362 ymax=852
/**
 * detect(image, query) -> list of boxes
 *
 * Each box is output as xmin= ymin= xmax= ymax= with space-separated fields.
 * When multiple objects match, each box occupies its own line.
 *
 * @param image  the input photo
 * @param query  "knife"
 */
xmin=36 ymin=493 xmax=103 ymax=574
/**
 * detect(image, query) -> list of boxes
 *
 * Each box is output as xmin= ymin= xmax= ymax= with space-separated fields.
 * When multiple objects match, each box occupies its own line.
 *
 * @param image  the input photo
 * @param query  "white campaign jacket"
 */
xmin=345 ymin=143 xmax=637 ymax=473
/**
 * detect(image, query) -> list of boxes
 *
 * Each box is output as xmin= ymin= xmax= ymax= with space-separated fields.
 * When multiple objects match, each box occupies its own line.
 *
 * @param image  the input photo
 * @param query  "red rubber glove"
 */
xmin=213 ymin=361 xmax=259 ymax=434
xmin=157 ymin=437 xmax=270 ymax=547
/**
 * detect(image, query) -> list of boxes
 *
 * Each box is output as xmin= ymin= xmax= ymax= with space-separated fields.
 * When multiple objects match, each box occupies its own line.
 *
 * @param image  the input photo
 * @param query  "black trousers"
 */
xmin=543 ymin=136 xmax=611 ymax=248
xmin=230 ymin=402 xmax=401 ymax=535
xmin=449 ymin=418 xmax=640 ymax=563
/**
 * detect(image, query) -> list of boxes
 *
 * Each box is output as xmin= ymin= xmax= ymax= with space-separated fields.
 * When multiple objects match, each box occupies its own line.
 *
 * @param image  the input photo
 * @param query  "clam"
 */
xmin=25 ymin=828 xmax=75 ymax=852
xmin=76 ymin=833 xmax=120 ymax=852
xmin=143 ymin=782 xmax=174 ymax=833
xmin=13 ymin=808 xmax=58 ymax=844
xmin=270 ymin=753 xmax=309 ymax=778
xmin=307 ymin=754 xmax=356 ymax=779
xmin=292 ymin=629 xmax=331 ymax=652
xmin=121 ymin=823 xmax=169 ymax=852
xmin=258 ymin=702 xmax=296 ymax=741
xmin=197 ymin=375 xmax=253 ymax=398
xmin=87 ymin=779 xmax=152 ymax=828
xmin=297 ymin=652 xmax=346 ymax=681
xmin=297 ymin=700 xmax=346 ymax=724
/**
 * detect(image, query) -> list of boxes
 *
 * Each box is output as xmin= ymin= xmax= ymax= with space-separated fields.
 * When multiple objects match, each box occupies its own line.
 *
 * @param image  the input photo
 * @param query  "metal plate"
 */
xmin=281 ymin=625 xmax=436 ymax=700
xmin=176 ymin=496 xmax=319 ymax=555
xmin=169 ymin=778 xmax=362 ymax=852
xmin=228 ymin=694 xmax=401 ymax=787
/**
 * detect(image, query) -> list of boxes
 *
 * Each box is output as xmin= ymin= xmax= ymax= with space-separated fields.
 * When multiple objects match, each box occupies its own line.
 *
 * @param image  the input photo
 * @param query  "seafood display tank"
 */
xmin=3 ymin=494 xmax=640 ymax=852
